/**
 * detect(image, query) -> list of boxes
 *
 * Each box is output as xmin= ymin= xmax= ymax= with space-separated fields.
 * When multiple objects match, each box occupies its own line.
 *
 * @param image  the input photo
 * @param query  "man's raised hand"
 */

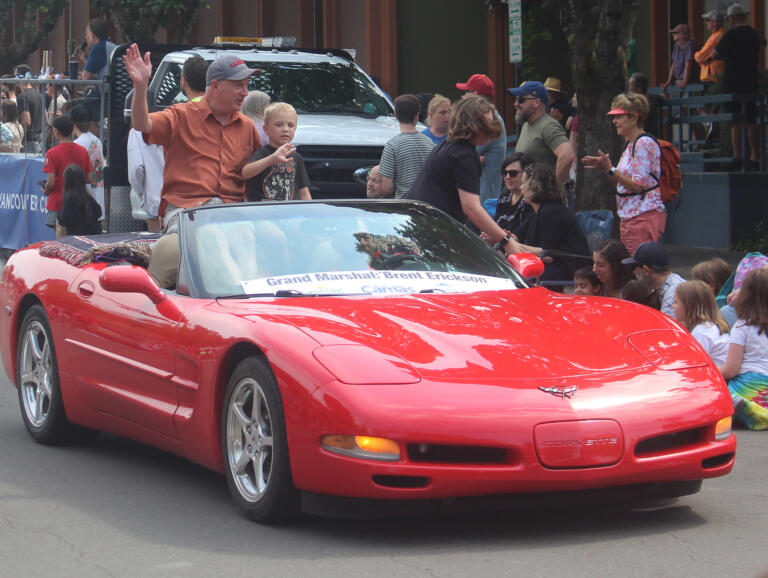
xmin=123 ymin=44 xmax=152 ymax=88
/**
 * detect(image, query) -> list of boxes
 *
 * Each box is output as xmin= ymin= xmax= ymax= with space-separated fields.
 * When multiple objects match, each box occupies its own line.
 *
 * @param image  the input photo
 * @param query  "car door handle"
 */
xmin=77 ymin=281 xmax=95 ymax=298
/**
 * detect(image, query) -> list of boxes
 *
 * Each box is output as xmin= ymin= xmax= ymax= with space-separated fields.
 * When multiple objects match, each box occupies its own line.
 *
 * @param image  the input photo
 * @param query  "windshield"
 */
xmin=181 ymin=202 xmax=525 ymax=298
xmin=154 ymin=60 xmax=392 ymax=117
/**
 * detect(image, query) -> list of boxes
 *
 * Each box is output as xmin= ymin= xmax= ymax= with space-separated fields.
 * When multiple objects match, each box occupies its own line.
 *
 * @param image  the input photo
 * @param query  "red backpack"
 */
xmin=622 ymin=133 xmax=682 ymax=204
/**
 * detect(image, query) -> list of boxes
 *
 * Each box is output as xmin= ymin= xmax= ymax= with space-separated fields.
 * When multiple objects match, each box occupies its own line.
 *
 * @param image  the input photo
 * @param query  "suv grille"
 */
xmin=297 ymin=145 xmax=384 ymax=162
xmin=297 ymin=145 xmax=383 ymax=198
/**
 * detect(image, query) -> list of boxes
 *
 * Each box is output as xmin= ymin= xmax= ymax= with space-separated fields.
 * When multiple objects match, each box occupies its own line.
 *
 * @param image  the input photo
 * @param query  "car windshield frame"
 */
xmin=176 ymin=200 xmax=527 ymax=299
xmin=152 ymin=59 xmax=393 ymax=117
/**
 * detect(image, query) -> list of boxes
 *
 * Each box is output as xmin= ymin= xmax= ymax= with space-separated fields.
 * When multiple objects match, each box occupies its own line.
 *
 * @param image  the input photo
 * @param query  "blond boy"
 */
xmin=243 ymin=102 xmax=312 ymax=201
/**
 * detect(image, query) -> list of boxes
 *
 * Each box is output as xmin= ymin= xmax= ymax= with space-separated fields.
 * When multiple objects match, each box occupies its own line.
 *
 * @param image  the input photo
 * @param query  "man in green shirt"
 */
xmin=509 ymin=81 xmax=574 ymax=183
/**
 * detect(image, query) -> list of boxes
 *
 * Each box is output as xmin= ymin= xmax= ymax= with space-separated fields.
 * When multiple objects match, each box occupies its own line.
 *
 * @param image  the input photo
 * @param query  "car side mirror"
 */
xmin=353 ymin=166 xmax=372 ymax=187
xmin=99 ymin=264 xmax=166 ymax=304
xmin=507 ymin=252 xmax=546 ymax=281
xmin=99 ymin=265 xmax=184 ymax=320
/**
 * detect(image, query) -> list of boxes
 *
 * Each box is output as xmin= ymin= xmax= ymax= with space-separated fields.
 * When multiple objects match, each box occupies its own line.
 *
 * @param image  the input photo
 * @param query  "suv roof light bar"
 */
xmin=213 ymin=36 xmax=297 ymax=48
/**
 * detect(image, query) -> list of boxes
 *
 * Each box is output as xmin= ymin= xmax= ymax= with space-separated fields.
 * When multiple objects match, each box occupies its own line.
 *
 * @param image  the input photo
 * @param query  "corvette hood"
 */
xmin=219 ymin=288 xmax=705 ymax=380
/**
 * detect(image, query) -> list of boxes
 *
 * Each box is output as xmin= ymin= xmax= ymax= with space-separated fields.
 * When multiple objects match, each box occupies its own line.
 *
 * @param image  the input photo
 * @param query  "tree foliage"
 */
xmin=95 ymin=0 xmax=208 ymax=44
xmin=560 ymin=0 xmax=639 ymax=211
xmin=0 ymin=0 xmax=67 ymax=76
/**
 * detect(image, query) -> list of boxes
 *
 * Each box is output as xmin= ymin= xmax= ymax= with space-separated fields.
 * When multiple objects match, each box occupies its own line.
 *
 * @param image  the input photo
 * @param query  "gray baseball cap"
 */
xmin=727 ymin=2 xmax=748 ymax=17
xmin=702 ymin=9 xmax=725 ymax=24
xmin=205 ymin=54 xmax=261 ymax=85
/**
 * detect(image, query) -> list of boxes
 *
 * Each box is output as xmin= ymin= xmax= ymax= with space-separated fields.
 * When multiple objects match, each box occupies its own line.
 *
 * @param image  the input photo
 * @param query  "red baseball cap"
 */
xmin=456 ymin=74 xmax=495 ymax=98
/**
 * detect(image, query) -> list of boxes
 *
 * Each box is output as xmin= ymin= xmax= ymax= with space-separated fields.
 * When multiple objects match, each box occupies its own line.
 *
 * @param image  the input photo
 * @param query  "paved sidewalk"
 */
xmin=666 ymin=244 xmax=744 ymax=279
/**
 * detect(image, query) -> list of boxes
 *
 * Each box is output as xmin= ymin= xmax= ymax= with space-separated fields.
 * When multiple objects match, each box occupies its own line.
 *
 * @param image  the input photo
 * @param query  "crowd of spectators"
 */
xmin=659 ymin=3 xmax=761 ymax=168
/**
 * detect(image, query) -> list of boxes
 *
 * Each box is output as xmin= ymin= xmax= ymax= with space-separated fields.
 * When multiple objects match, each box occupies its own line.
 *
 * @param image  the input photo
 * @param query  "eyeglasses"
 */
xmin=503 ymin=169 xmax=521 ymax=177
xmin=515 ymin=97 xmax=537 ymax=104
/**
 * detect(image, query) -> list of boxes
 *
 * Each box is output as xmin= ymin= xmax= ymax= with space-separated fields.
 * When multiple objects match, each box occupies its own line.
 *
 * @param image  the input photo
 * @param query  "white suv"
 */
xmin=147 ymin=45 xmax=399 ymax=199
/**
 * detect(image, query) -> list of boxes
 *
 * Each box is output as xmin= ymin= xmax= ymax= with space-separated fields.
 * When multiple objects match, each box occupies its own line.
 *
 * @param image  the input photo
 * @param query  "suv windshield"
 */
xmin=181 ymin=201 xmax=524 ymax=298
xmin=154 ymin=60 xmax=392 ymax=117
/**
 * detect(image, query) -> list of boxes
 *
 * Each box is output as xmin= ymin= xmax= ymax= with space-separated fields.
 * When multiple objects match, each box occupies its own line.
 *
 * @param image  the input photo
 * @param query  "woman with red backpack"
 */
xmin=582 ymin=93 xmax=666 ymax=256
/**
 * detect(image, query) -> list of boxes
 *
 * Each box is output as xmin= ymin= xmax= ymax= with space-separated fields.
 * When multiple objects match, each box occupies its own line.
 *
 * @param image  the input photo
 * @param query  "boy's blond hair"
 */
xmin=263 ymin=102 xmax=297 ymax=124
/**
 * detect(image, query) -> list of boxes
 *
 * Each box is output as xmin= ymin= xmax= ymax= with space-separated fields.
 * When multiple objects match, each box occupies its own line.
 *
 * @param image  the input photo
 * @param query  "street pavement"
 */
xmin=0 ymin=363 xmax=766 ymax=577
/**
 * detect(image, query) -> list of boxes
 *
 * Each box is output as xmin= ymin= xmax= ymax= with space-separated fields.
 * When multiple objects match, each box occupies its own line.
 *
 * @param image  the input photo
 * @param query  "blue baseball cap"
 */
xmin=508 ymin=81 xmax=549 ymax=104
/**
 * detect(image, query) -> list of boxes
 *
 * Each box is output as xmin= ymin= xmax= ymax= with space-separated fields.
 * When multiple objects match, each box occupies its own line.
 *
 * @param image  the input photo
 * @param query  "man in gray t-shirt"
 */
xmin=379 ymin=94 xmax=434 ymax=199
xmin=508 ymin=81 xmax=573 ymax=183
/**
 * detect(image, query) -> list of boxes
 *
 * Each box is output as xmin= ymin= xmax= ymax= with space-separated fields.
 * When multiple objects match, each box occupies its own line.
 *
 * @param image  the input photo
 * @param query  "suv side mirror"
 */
xmin=353 ymin=166 xmax=372 ymax=187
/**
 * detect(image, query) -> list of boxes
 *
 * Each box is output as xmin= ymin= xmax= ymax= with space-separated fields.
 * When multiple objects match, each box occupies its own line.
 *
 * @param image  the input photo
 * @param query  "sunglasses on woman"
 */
xmin=503 ymin=169 xmax=521 ymax=177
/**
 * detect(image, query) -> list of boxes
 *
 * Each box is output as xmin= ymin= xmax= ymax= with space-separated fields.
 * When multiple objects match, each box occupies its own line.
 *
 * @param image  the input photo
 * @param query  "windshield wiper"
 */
xmin=216 ymin=289 xmax=313 ymax=299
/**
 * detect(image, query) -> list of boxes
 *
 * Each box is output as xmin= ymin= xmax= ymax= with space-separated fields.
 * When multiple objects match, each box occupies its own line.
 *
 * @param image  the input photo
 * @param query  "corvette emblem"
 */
xmin=539 ymin=385 xmax=578 ymax=398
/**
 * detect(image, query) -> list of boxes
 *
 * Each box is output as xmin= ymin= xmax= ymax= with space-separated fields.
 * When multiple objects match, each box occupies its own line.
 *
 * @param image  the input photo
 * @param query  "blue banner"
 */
xmin=0 ymin=155 xmax=55 ymax=249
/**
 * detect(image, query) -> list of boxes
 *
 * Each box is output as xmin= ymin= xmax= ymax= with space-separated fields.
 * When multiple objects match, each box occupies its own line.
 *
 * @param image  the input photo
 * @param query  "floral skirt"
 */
xmin=729 ymin=371 xmax=768 ymax=430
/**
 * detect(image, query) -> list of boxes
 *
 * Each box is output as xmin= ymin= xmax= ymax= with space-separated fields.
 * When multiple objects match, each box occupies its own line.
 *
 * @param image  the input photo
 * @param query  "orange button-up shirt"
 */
xmin=145 ymin=98 xmax=260 ymax=215
xmin=695 ymin=28 xmax=725 ymax=83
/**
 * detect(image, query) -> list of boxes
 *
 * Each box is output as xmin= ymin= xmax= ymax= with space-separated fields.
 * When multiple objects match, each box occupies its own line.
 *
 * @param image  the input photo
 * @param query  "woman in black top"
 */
xmin=406 ymin=96 xmax=515 ymax=254
xmin=495 ymin=152 xmax=534 ymax=233
xmin=57 ymin=164 xmax=102 ymax=236
xmin=507 ymin=165 xmax=590 ymax=282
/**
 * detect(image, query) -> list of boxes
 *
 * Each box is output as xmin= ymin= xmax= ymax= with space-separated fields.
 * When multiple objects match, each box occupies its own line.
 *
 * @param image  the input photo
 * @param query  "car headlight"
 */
xmin=322 ymin=434 xmax=401 ymax=461
xmin=313 ymin=344 xmax=421 ymax=385
xmin=627 ymin=330 xmax=710 ymax=370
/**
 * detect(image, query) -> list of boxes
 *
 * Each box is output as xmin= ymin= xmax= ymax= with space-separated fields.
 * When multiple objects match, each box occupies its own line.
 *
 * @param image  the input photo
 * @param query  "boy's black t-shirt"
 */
xmin=245 ymin=144 xmax=310 ymax=202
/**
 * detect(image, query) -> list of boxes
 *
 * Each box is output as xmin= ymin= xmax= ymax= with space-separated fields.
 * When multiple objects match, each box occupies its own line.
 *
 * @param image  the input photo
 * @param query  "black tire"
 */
xmin=221 ymin=356 xmax=300 ymax=523
xmin=16 ymin=305 xmax=86 ymax=445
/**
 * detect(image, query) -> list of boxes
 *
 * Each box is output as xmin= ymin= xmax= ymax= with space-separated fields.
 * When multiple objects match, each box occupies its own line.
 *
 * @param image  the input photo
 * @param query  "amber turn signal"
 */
xmin=715 ymin=416 xmax=732 ymax=441
xmin=322 ymin=434 xmax=401 ymax=461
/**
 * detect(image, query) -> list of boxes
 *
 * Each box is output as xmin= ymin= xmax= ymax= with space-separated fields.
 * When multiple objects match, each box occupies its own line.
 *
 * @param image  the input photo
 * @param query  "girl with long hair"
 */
xmin=591 ymin=238 xmax=635 ymax=298
xmin=673 ymin=280 xmax=730 ymax=365
xmin=718 ymin=268 xmax=768 ymax=430
xmin=57 ymin=164 xmax=102 ymax=236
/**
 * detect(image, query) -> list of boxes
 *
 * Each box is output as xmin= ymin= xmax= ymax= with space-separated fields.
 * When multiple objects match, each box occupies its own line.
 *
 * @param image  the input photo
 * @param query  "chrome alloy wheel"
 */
xmin=19 ymin=320 xmax=54 ymax=428
xmin=226 ymin=377 xmax=274 ymax=503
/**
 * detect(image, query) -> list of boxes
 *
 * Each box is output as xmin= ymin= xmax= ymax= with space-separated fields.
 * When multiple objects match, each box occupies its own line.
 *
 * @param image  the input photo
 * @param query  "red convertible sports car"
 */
xmin=0 ymin=200 xmax=735 ymax=522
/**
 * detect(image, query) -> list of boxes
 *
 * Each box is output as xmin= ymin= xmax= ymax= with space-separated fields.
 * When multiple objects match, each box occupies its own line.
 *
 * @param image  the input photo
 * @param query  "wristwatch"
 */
xmin=607 ymin=167 xmax=617 ymax=176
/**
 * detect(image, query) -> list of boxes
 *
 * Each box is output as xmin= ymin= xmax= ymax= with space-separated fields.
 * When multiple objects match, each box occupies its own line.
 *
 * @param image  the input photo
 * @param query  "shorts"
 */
xmin=620 ymin=210 xmax=666 ymax=256
xmin=45 ymin=210 xmax=58 ymax=228
xmin=162 ymin=197 xmax=224 ymax=234
xmin=724 ymin=99 xmax=758 ymax=123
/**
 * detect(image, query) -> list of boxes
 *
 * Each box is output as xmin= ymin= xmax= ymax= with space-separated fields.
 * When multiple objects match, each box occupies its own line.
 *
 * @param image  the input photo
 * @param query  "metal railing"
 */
xmin=652 ymin=84 xmax=766 ymax=172
xmin=0 ymin=77 xmax=109 ymax=156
